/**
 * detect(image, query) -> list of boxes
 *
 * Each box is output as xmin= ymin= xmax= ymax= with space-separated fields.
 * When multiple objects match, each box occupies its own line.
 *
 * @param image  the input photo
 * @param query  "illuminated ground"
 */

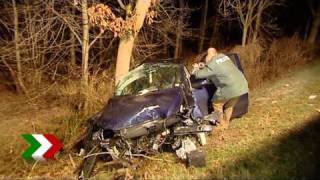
xmin=0 ymin=61 xmax=319 ymax=179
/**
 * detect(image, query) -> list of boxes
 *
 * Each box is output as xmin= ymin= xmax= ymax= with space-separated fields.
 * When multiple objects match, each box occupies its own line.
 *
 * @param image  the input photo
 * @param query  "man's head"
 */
xmin=205 ymin=47 xmax=217 ymax=63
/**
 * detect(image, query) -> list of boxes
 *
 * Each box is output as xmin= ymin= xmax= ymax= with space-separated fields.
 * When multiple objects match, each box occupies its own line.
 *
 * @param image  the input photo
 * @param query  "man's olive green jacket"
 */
xmin=194 ymin=53 xmax=249 ymax=102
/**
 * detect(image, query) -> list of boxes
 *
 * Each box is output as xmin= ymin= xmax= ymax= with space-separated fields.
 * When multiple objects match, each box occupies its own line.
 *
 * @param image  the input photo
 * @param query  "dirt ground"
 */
xmin=0 ymin=60 xmax=319 ymax=179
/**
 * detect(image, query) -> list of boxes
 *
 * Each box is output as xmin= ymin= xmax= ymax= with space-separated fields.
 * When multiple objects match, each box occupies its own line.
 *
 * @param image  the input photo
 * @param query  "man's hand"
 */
xmin=192 ymin=63 xmax=200 ymax=74
xmin=192 ymin=62 xmax=205 ymax=74
xmin=193 ymin=63 xmax=200 ymax=70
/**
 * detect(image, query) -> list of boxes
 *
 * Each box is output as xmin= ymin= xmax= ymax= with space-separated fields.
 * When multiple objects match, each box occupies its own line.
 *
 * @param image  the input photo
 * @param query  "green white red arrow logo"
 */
xmin=21 ymin=134 xmax=63 ymax=160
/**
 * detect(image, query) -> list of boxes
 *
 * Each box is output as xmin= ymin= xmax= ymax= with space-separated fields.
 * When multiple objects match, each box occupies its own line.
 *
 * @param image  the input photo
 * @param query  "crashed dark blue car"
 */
xmin=78 ymin=53 xmax=248 ymax=179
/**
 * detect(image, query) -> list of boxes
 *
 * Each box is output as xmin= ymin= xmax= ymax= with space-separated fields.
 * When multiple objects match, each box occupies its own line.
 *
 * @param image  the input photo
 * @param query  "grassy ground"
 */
xmin=0 ymin=61 xmax=319 ymax=179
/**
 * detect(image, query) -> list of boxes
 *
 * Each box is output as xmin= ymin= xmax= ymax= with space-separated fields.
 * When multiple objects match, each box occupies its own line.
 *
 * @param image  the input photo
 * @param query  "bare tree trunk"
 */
xmin=71 ymin=32 xmax=76 ymax=67
xmin=174 ymin=0 xmax=184 ymax=59
xmin=173 ymin=32 xmax=181 ymax=59
xmin=308 ymin=4 xmax=320 ymax=44
xmin=163 ymin=34 xmax=168 ymax=57
xmin=24 ymin=1 xmax=36 ymax=78
xmin=241 ymin=0 xmax=256 ymax=46
xmin=198 ymin=0 xmax=208 ymax=53
xmin=115 ymin=0 xmax=151 ymax=84
xmin=242 ymin=26 xmax=248 ymax=46
xmin=82 ymin=0 xmax=89 ymax=87
xmin=99 ymin=36 xmax=104 ymax=65
xmin=70 ymin=6 xmax=76 ymax=67
xmin=252 ymin=1 xmax=263 ymax=43
xmin=1 ymin=57 xmax=19 ymax=90
xmin=81 ymin=0 xmax=90 ymax=114
xmin=12 ymin=0 xmax=27 ymax=94
xmin=115 ymin=36 xmax=134 ymax=83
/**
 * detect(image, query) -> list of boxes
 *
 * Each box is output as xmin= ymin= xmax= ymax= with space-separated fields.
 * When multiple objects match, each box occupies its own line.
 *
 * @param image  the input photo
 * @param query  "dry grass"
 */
xmin=0 ymin=69 xmax=115 ymax=178
xmin=2 ymin=67 xmax=116 ymax=147
xmin=0 ymin=36 xmax=317 ymax=178
xmin=55 ymin=72 xmax=114 ymax=113
xmin=55 ymin=71 xmax=114 ymax=145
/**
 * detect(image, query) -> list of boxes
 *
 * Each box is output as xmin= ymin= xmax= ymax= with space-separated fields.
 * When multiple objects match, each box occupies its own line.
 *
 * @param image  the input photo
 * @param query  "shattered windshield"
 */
xmin=115 ymin=63 xmax=182 ymax=96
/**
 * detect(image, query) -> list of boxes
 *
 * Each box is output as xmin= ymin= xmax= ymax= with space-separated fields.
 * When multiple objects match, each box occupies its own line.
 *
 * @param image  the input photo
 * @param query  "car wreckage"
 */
xmin=77 ymin=53 xmax=249 ymax=179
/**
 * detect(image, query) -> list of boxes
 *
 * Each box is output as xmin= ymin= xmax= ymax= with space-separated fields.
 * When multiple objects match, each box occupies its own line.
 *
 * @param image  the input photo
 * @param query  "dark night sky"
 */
xmin=186 ymin=0 xmax=314 ymax=46
xmin=279 ymin=0 xmax=312 ymax=35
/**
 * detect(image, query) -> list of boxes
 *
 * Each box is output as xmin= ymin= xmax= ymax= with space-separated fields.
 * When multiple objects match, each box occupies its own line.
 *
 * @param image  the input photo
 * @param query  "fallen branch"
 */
xmin=69 ymin=154 xmax=76 ymax=168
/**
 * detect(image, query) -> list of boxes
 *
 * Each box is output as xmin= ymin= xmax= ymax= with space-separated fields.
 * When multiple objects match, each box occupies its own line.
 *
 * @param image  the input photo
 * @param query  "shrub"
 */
xmin=265 ymin=35 xmax=312 ymax=78
xmin=231 ymin=35 xmax=312 ymax=89
xmin=57 ymin=72 xmax=114 ymax=114
xmin=55 ymin=70 xmax=115 ymax=144
xmin=231 ymin=42 xmax=264 ymax=88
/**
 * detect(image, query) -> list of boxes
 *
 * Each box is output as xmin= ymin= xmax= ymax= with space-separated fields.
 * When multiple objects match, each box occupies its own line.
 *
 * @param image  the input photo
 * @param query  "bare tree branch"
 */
xmin=45 ymin=3 xmax=82 ymax=46
xmin=89 ymin=29 xmax=106 ymax=48
xmin=117 ymin=0 xmax=126 ymax=10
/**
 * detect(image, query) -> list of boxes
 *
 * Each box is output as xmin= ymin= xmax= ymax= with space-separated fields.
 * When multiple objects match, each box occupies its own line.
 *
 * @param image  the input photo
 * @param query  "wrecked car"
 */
xmin=77 ymin=53 xmax=249 ymax=179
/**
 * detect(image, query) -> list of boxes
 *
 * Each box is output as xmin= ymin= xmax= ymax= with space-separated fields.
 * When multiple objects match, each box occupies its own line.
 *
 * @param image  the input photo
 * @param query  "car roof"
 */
xmin=138 ymin=58 xmax=184 ymax=66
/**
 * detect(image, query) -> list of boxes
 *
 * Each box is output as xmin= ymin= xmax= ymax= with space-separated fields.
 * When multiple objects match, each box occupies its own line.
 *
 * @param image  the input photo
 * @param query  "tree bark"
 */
xmin=252 ymin=1 xmax=263 ymax=43
xmin=240 ymin=0 xmax=256 ymax=46
xmin=307 ymin=4 xmax=320 ymax=44
xmin=71 ymin=32 xmax=76 ymax=67
xmin=115 ymin=0 xmax=151 ymax=84
xmin=81 ymin=0 xmax=90 ymax=114
xmin=174 ymin=0 xmax=184 ymax=59
xmin=81 ymin=0 xmax=89 ymax=87
xmin=12 ymin=0 xmax=27 ymax=94
xmin=99 ymin=36 xmax=104 ymax=65
xmin=115 ymin=36 xmax=134 ymax=83
xmin=70 ymin=6 xmax=76 ymax=67
xmin=198 ymin=0 xmax=208 ymax=52
xmin=163 ymin=34 xmax=168 ymax=57
xmin=242 ymin=26 xmax=248 ymax=46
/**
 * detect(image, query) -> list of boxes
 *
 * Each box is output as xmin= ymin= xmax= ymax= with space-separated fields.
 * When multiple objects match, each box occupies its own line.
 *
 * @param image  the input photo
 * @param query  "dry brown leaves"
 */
xmin=88 ymin=4 xmax=136 ymax=37
xmin=88 ymin=2 xmax=158 ymax=37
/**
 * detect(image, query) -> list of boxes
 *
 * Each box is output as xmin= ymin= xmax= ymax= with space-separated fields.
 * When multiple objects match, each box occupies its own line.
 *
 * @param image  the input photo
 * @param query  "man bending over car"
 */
xmin=192 ymin=48 xmax=248 ymax=129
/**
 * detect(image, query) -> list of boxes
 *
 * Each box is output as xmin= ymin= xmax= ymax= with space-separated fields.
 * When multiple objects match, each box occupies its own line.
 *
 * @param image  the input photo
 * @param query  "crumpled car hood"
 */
xmin=96 ymin=87 xmax=184 ymax=130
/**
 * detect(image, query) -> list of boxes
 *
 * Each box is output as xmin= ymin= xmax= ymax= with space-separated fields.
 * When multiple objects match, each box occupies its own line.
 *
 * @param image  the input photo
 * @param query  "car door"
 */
xmin=226 ymin=53 xmax=249 ymax=118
